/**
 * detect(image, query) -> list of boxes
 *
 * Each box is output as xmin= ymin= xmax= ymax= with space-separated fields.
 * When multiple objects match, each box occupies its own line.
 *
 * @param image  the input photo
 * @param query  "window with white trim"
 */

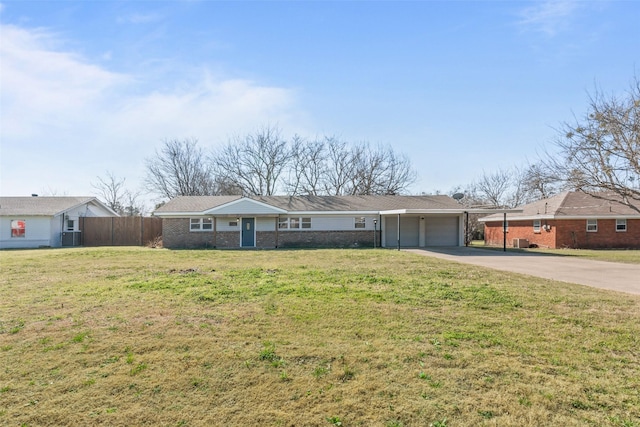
xmin=533 ymin=219 xmax=541 ymax=233
xmin=616 ymin=219 xmax=627 ymax=232
xmin=355 ymin=217 xmax=366 ymax=229
xmin=278 ymin=217 xmax=288 ymax=229
xmin=66 ymin=219 xmax=75 ymax=231
xmin=278 ymin=217 xmax=312 ymax=230
xmin=190 ymin=218 xmax=213 ymax=231
xmin=586 ymin=219 xmax=597 ymax=232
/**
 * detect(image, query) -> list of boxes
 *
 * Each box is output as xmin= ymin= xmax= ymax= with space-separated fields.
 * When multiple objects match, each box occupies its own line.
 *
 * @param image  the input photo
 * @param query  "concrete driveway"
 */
xmin=405 ymin=247 xmax=640 ymax=295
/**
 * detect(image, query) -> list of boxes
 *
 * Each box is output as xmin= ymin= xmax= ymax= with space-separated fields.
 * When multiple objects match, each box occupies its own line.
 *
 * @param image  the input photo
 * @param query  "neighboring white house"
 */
xmin=0 ymin=196 xmax=117 ymax=249
xmin=154 ymin=194 xmax=477 ymax=249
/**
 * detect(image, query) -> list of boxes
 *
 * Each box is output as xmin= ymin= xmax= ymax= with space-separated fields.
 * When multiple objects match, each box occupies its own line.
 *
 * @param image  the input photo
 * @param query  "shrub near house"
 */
xmin=480 ymin=191 xmax=640 ymax=249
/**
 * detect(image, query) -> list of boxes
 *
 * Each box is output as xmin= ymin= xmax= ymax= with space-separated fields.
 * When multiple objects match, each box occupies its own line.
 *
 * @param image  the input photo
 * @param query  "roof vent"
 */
xmin=31 ymin=194 xmax=38 ymax=197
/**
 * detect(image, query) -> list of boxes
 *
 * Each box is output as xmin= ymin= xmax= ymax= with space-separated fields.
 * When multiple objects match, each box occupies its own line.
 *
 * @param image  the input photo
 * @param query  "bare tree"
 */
xmin=522 ymin=162 xmax=562 ymax=200
xmin=322 ymin=137 xmax=355 ymax=196
xmin=471 ymin=168 xmax=514 ymax=207
xmin=145 ymin=138 xmax=217 ymax=199
xmin=92 ymin=171 xmax=146 ymax=216
xmin=347 ymin=143 xmax=416 ymax=195
xmin=212 ymin=126 xmax=291 ymax=196
xmin=92 ymin=171 xmax=126 ymax=212
xmin=286 ymin=136 xmax=327 ymax=196
xmin=546 ymin=76 xmax=640 ymax=212
xmin=285 ymin=137 xmax=417 ymax=196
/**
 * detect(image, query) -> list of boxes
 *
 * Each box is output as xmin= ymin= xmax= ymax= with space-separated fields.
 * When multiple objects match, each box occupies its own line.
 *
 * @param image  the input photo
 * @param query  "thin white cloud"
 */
xmin=517 ymin=0 xmax=580 ymax=36
xmin=0 ymin=23 xmax=307 ymax=198
xmin=117 ymin=12 xmax=163 ymax=25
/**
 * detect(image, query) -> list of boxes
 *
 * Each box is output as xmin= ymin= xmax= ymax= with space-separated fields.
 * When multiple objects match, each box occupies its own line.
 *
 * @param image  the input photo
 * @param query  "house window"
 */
xmin=66 ymin=219 xmax=75 ymax=231
xmin=278 ymin=217 xmax=312 ymax=230
xmin=533 ymin=220 xmax=541 ymax=233
xmin=11 ymin=220 xmax=25 ymax=238
xmin=355 ymin=217 xmax=366 ymax=229
xmin=190 ymin=218 xmax=212 ymax=231
xmin=586 ymin=219 xmax=598 ymax=232
xmin=616 ymin=219 xmax=627 ymax=232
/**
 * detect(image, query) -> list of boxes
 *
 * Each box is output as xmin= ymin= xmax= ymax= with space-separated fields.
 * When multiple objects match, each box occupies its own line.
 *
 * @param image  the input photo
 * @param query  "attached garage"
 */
xmin=384 ymin=216 xmax=420 ymax=247
xmin=381 ymin=213 xmax=461 ymax=248
xmin=425 ymin=216 xmax=459 ymax=246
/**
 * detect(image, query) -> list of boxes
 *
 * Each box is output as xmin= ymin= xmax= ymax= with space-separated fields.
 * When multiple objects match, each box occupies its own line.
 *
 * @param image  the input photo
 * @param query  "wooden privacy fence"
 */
xmin=80 ymin=217 xmax=162 ymax=246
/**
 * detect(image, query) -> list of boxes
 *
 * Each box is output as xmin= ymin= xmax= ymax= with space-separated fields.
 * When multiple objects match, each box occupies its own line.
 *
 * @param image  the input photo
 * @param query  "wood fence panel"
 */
xmin=81 ymin=217 xmax=114 ymax=246
xmin=113 ymin=216 xmax=141 ymax=246
xmin=81 ymin=217 xmax=162 ymax=247
xmin=142 ymin=217 xmax=163 ymax=245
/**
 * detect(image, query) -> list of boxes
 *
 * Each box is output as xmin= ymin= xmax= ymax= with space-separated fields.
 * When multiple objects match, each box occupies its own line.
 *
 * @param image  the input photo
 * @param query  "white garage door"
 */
xmin=425 ymin=217 xmax=459 ymax=246
xmin=385 ymin=216 xmax=420 ymax=247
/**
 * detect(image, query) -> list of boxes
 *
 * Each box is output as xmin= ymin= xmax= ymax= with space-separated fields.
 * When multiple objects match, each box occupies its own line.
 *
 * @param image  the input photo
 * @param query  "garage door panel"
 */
xmin=384 ymin=216 xmax=419 ymax=247
xmin=425 ymin=217 xmax=458 ymax=246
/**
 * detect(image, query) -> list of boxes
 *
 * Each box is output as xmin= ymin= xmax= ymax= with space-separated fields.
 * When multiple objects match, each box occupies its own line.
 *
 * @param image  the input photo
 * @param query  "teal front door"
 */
xmin=241 ymin=218 xmax=255 ymax=247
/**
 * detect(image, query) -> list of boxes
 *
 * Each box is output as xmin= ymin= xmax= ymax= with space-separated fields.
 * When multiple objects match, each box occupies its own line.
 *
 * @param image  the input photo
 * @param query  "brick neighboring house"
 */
xmin=479 ymin=191 xmax=640 ymax=249
xmin=153 ymin=194 xmax=482 ymax=249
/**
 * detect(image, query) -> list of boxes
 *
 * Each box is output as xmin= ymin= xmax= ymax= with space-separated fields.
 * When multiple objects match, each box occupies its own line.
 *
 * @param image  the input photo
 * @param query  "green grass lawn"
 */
xmin=1 ymin=247 xmax=639 ymax=426
xmin=471 ymin=241 xmax=640 ymax=264
xmin=527 ymin=248 xmax=640 ymax=264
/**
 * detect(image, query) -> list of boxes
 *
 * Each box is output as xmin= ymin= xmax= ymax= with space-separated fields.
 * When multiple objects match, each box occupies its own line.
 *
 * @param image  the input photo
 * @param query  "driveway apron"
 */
xmin=405 ymin=247 xmax=640 ymax=295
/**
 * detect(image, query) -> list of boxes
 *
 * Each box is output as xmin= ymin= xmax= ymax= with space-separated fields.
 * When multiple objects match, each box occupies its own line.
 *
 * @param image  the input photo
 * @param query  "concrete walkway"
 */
xmin=405 ymin=247 xmax=640 ymax=296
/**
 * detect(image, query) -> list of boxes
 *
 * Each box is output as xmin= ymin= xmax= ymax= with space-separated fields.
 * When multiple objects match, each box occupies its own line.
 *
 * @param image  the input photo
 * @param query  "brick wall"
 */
xmin=484 ymin=220 xmax=556 ymax=248
xmin=163 ymin=219 xmax=373 ymax=249
xmin=162 ymin=218 xmax=216 ymax=248
xmin=556 ymin=219 xmax=640 ymax=249
xmin=277 ymin=230 xmax=373 ymax=248
xmin=256 ymin=231 xmax=276 ymax=248
xmin=485 ymin=218 xmax=640 ymax=249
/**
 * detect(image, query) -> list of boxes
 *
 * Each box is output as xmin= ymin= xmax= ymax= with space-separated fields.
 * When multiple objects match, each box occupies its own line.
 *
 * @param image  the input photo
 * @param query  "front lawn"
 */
xmin=0 ymin=248 xmax=638 ymax=426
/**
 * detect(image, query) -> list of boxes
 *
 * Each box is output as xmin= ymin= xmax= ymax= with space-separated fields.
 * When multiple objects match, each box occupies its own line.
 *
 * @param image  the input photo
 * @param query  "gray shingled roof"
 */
xmin=154 ymin=194 xmax=462 ymax=214
xmin=481 ymin=191 xmax=640 ymax=221
xmin=154 ymin=196 xmax=243 ymax=213
xmin=0 ymin=197 xmax=99 ymax=216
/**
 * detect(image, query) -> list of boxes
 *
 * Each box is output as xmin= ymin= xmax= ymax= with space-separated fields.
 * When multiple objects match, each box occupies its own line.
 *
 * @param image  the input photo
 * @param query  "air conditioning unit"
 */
xmin=512 ymin=238 xmax=529 ymax=248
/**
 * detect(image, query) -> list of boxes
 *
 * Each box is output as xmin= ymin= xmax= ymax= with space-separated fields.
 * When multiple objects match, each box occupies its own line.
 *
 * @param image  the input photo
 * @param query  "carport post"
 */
xmin=397 ymin=213 xmax=401 ymax=251
xmin=503 ymin=212 xmax=507 ymax=252
xmin=465 ymin=211 xmax=469 ymax=247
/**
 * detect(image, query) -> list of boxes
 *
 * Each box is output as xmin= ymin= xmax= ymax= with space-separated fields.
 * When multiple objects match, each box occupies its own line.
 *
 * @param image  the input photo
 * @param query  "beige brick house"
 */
xmin=480 ymin=192 xmax=640 ymax=249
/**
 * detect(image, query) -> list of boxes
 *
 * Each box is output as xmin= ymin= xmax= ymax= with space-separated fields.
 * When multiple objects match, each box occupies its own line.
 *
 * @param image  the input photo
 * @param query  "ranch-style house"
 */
xmin=0 ymin=196 xmax=118 ymax=249
xmin=153 ymin=194 xmax=490 ymax=249
xmin=480 ymin=191 xmax=640 ymax=249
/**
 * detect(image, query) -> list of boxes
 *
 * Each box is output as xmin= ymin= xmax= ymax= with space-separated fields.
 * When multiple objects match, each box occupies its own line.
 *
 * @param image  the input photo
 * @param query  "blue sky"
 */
xmin=1 ymin=0 xmax=638 ymax=204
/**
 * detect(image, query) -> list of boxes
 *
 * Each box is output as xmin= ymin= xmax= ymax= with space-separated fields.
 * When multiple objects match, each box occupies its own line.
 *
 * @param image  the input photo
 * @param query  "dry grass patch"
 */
xmin=0 ymin=247 xmax=639 ymax=426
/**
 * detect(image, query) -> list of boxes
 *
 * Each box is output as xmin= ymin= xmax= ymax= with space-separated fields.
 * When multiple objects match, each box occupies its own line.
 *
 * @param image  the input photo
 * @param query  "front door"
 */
xmin=241 ymin=218 xmax=255 ymax=247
